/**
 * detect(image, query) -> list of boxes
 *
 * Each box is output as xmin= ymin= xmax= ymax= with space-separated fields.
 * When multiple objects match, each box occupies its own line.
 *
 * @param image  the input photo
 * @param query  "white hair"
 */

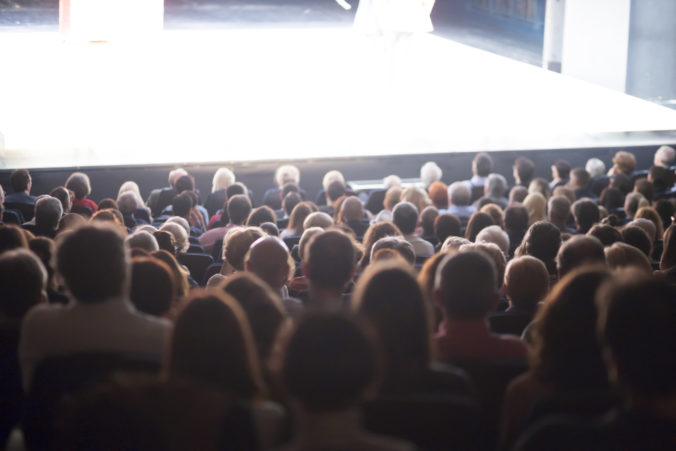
xmin=159 ymin=221 xmax=189 ymax=253
xmin=322 ymin=170 xmax=345 ymax=192
xmin=383 ymin=175 xmax=402 ymax=189
xmin=135 ymin=224 xmax=158 ymax=234
xmin=168 ymin=168 xmax=188 ymax=186
xmin=164 ymin=216 xmax=190 ymax=237
xmin=585 ymin=158 xmax=606 ymax=178
xmin=441 ymin=236 xmax=470 ymax=252
xmin=654 ymin=145 xmax=675 ymax=168
xmin=420 ymin=161 xmax=442 ymax=187
xmin=212 ymin=167 xmax=236 ymax=192
xmin=303 ymin=211 xmax=334 ymax=229
xmin=126 ymin=231 xmax=159 ymax=252
xmin=275 ymin=165 xmax=300 ymax=188
xmin=117 ymin=181 xmax=145 ymax=209
xmin=476 ymin=225 xmax=510 ymax=256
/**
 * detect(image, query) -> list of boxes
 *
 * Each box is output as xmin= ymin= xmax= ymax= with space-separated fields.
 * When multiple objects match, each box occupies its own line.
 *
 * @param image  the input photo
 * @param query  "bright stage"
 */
xmin=0 ymin=27 xmax=675 ymax=169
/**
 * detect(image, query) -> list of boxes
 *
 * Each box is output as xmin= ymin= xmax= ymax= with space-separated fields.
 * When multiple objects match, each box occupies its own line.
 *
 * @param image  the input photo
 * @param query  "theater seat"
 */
xmin=177 ymin=253 xmax=214 ymax=286
xmin=23 ymin=352 xmax=162 ymax=451
xmin=1 ymin=209 xmax=24 ymax=225
xmin=364 ymin=394 xmax=480 ymax=451
xmin=4 ymin=202 xmax=34 ymax=222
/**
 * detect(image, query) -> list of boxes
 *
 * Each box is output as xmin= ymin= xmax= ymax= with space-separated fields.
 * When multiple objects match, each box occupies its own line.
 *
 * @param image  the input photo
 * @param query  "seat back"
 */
xmin=2 ymin=209 xmax=24 ymax=225
xmin=177 ymin=253 xmax=215 ymax=286
xmin=364 ymin=394 xmax=480 ymax=451
xmin=4 ymin=202 xmax=34 ymax=222
xmin=203 ymin=262 xmax=224 ymax=286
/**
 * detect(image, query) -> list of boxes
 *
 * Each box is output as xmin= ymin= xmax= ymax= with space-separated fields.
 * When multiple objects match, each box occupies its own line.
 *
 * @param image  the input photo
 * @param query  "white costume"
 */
xmin=354 ymin=0 xmax=435 ymax=35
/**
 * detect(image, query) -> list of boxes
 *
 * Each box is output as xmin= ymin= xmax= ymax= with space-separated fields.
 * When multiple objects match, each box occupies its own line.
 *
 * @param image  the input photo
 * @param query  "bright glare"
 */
xmin=0 ymin=27 xmax=675 ymax=169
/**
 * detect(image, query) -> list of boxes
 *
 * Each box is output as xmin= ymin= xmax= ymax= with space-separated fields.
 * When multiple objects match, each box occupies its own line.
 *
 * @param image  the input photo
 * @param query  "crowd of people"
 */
xmin=1 ymin=145 xmax=675 ymax=450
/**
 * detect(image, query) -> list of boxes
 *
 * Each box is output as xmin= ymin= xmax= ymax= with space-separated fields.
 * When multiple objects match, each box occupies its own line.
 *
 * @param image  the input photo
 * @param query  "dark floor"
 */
xmin=0 ymin=1 xmax=543 ymax=65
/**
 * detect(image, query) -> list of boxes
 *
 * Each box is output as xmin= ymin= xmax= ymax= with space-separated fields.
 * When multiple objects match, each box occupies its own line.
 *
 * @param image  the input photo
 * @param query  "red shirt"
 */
xmin=72 ymin=197 xmax=98 ymax=213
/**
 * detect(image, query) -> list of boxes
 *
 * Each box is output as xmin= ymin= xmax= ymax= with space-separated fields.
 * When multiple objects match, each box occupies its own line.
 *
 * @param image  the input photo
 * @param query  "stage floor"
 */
xmin=0 ymin=27 xmax=675 ymax=169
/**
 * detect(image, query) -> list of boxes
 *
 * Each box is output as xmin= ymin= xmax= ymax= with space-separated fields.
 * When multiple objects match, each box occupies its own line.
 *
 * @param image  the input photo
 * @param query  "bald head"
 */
xmin=245 ymin=236 xmax=292 ymax=290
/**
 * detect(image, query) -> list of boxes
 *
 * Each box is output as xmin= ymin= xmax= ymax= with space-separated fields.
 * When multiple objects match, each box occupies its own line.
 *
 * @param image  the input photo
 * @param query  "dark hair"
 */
xmin=282 ymin=192 xmax=302 ymax=216
xmin=222 ymin=272 xmax=286 ymax=362
xmin=0 ymin=249 xmax=46 ymax=317
xmin=392 ymin=201 xmax=418 ymax=235
xmin=504 ymin=204 xmax=529 ymax=232
xmin=474 ymin=152 xmax=493 ymax=177
xmin=65 ymin=172 xmax=92 ymax=200
xmin=587 ymin=224 xmax=622 ymax=247
xmin=654 ymin=199 xmax=674 ymax=230
xmin=434 ymin=214 xmax=461 ymax=244
xmin=660 ymin=224 xmax=676 ymax=270
xmin=57 ymin=223 xmax=127 ymax=303
xmin=0 ymin=224 xmax=29 ymax=255
xmin=50 ymin=186 xmax=73 ymax=213
xmin=621 ymin=225 xmax=652 ymax=257
xmin=598 ymin=276 xmax=676 ymax=397
xmin=570 ymin=167 xmax=590 ymax=188
xmin=171 ymin=192 xmax=194 ymax=218
xmin=151 ymin=250 xmax=189 ymax=298
xmin=599 ymin=187 xmax=624 ymax=211
xmin=306 ymin=230 xmax=355 ymax=290
xmin=130 ymin=257 xmax=175 ymax=317
xmin=572 ymin=198 xmax=600 ymax=233
xmin=514 ymin=157 xmax=535 ymax=184
xmin=556 ymin=235 xmax=605 ymax=278
xmin=360 ymin=221 xmax=402 ymax=269
xmin=371 ymin=237 xmax=415 ymax=266
xmin=227 ymin=195 xmax=252 ymax=225
xmin=465 ymin=211 xmax=493 ymax=242
xmin=436 ymin=251 xmax=497 ymax=320
xmin=515 ymin=221 xmax=562 ymax=275
xmin=153 ymin=230 xmax=175 ymax=254
xmin=10 ymin=169 xmax=31 ymax=193
xmin=226 ymin=182 xmax=246 ymax=199
xmin=420 ymin=206 xmax=438 ymax=236
xmin=169 ymin=289 xmax=266 ymax=398
xmin=246 ymin=206 xmax=276 ymax=227
xmin=287 ymin=201 xmax=317 ymax=236
xmin=509 ymin=186 xmax=528 ymax=204
xmin=610 ymin=173 xmax=632 ymax=195
xmin=552 ymin=160 xmax=571 ymax=179
xmin=530 ymin=268 xmax=610 ymax=390
xmin=327 ymin=180 xmax=346 ymax=202
xmin=633 ymin=179 xmax=654 ymax=202
xmin=97 ymin=198 xmax=118 ymax=211
xmin=174 ymin=174 xmax=195 ymax=194
xmin=282 ymin=311 xmax=379 ymax=412
xmin=29 ymin=236 xmax=57 ymax=291
xmin=649 ymin=165 xmax=676 ymax=192
xmin=353 ymin=262 xmax=431 ymax=391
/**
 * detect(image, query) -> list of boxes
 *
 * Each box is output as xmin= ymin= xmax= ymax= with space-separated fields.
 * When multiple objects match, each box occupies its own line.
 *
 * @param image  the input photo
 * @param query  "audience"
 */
xmin=392 ymin=201 xmax=434 ymax=257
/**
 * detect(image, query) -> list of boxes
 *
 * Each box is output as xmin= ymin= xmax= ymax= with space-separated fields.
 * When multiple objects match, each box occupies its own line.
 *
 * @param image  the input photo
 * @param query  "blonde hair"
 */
xmin=523 ymin=192 xmax=547 ymax=225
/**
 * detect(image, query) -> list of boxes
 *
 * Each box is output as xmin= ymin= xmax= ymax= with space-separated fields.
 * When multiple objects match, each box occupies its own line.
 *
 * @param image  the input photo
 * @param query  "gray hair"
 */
xmin=322 ymin=170 xmax=345 ymax=192
xmin=126 ymin=231 xmax=159 ymax=252
xmin=654 ymin=145 xmax=675 ymax=168
xmin=585 ymin=158 xmax=606 ymax=178
xmin=275 ymin=165 xmax=300 ymax=188
xmin=35 ymin=196 xmax=63 ymax=229
xmin=117 ymin=191 xmax=138 ymax=215
xmin=475 ymin=225 xmax=509 ymax=256
xmin=441 ymin=236 xmax=471 ymax=252
xmin=420 ymin=161 xmax=442 ymax=187
xmin=448 ymin=181 xmax=472 ymax=206
xmin=383 ymin=174 xmax=402 ymax=189
xmin=485 ymin=173 xmax=507 ymax=197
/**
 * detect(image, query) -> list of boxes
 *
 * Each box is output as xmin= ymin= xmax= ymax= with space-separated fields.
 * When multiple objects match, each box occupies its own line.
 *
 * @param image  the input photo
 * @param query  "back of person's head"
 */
xmin=383 ymin=174 xmax=402 ymax=190
xmin=168 ymin=168 xmax=188 ymax=187
xmin=246 ymin=206 xmax=276 ymax=227
xmin=516 ymin=221 xmax=562 ymax=272
xmin=654 ymin=199 xmax=674 ymax=230
xmin=97 ymin=198 xmax=119 ymax=212
xmin=598 ymin=274 xmax=676 ymax=399
xmin=611 ymin=151 xmax=637 ymax=175
xmin=287 ymin=201 xmax=316 ymax=234
xmin=326 ymin=180 xmax=346 ymax=202
xmin=383 ymin=186 xmax=402 ymax=210
xmin=475 ymin=225 xmax=509 ymax=255
xmin=459 ymin=242 xmax=506 ymax=290
xmin=441 ymin=236 xmax=471 ymax=252
xmin=227 ymin=194 xmax=252 ymax=226
xmin=171 ymin=192 xmax=194 ymax=218
xmin=169 ymin=289 xmax=265 ymax=398
xmin=465 ymin=211 xmax=493 ymax=242
xmin=126 ymin=231 xmax=159 ymax=252
xmin=569 ymin=167 xmax=591 ymax=189
xmin=275 ymin=164 xmax=300 ymax=188
xmin=485 ymin=173 xmax=507 ymax=198
xmin=653 ymin=145 xmax=676 ymax=168
xmin=152 ymin=230 xmax=175 ymax=254
xmin=10 ymin=168 xmax=31 ymax=192
xmin=621 ymin=225 xmax=652 ymax=258
xmin=509 ymin=186 xmax=528 ymax=204
xmin=57 ymin=223 xmax=128 ymax=303
xmin=434 ymin=213 xmax=461 ymax=244
xmin=435 ymin=251 xmax=498 ymax=320
xmin=528 ymin=178 xmax=551 ymax=201
xmin=245 ymin=236 xmax=292 ymax=290
xmin=282 ymin=183 xmax=300 ymax=198
xmin=552 ymin=186 xmax=576 ymax=203
xmin=360 ymin=221 xmax=402 ymax=268
xmin=587 ymin=224 xmax=622 ymax=247
xmin=420 ymin=161 xmax=442 ymax=187
xmin=504 ymin=256 xmax=548 ymax=310
xmin=504 ymin=204 xmax=529 ymax=232
xmin=340 ymin=196 xmax=364 ymax=222
xmin=0 ymin=224 xmax=29 ymax=255
xmin=305 ymin=230 xmax=355 ymax=291
xmin=633 ymin=178 xmax=654 ymax=203
xmin=298 ymin=227 xmax=324 ymax=262
xmin=303 ymin=211 xmax=334 ymax=230
xmin=600 ymin=187 xmax=624 ymax=211
xmin=91 ymin=208 xmax=124 ymax=228
xmin=159 ymin=222 xmax=189 ymax=254
xmin=117 ymin=191 xmax=138 ymax=216
xmin=225 ymin=182 xmax=247 ymax=199
xmin=556 ymin=235 xmax=605 ymax=278
xmin=548 ymin=195 xmax=571 ymax=224
xmin=523 ymin=192 xmax=547 ymax=225
xmin=221 ymin=272 xmax=286 ymax=362
xmin=628 ymin=218 xmax=656 ymax=244
xmin=173 ymin=174 xmax=195 ymax=194
xmin=50 ymin=186 xmax=73 ymax=214
xmin=448 ymin=181 xmax=472 ymax=207
xmin=401 ymin=185 xmax=431 ymax=214
xmin=34 ymin=196 xmax=63 ymax=230
xmin=585 ymin=158 xmax=606 ymax=178
xmin=649 ymin=165 xmax=676 ymax=192
xmin=552 ymin=160 xmax=571 ymax=180
xmin=370 ymin=236 xmax=415 ymax=266
xmin=624 ymin=192 xmax=648 ymax=219
xmin=572 ymin=198 xmax=600 ymax=233
xmin=660 ymin=224 xmax=676 ymax=270
xmin=428 ymin=181 xmax=448 ymax=209
xmin=322 ymin=170 xmax=345 ymax=193
xmin=420 ymin=206 xmax=439 ymax=236
xmin=65 ymin=172 xmax=92 ymax=200
xmin=0 ymin=249 xmax=47 ymax=318
xmin=634 ymin=207 xmax=664 ymax=241
xmin=604 ymin=242 xmax=652 ymax=274
xmin=151 ymin=250 xmax=189 ymax=298
xmin=130 ymin=257 xmax=175 ymax=317
xmin=473 ymin=152 xmax=493 ymax=177
xmin=392 ymin=201 xmax=418 ymax=235
xmin=282 ymin=311 xmax=379 ymax=412
xmin=514 ymin=157 xmax=535 ymax=184
xmin=212 ymin=167 xmax=236 ymax=192
xmin=610 ymin=172 xmax=633 ymax=195
xmin=223 ymin=227 xmax=264 ymax=271
xmin=352 ymin=262 xmax=430 ymax=377
xmin=282 ymin=192 xmax=302 ymax=217
xmin=531 ymin=267 xmax=610 ymax=389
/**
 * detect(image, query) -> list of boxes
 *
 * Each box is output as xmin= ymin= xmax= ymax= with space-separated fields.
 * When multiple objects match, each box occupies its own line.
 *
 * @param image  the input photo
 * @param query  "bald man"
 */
xmin=245 ymin=236 xmax=303 ymax=317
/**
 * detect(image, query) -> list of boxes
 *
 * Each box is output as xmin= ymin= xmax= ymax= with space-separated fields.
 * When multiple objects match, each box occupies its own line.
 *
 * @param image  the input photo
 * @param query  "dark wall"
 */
xmin=0 ymin=145 xmax=666 ymax=208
